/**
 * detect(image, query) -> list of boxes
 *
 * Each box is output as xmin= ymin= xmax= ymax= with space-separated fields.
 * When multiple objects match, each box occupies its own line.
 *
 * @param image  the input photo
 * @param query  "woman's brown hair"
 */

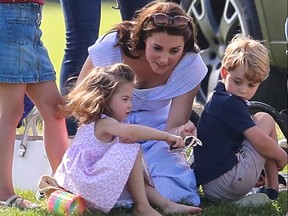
xmin=111 ymin=2 xmax=199 ymax=58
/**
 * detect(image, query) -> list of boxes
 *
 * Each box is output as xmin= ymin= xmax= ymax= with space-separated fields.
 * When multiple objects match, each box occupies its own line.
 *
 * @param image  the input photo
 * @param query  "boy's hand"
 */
xmin=176 ymin=121 xmax=197 ymax=138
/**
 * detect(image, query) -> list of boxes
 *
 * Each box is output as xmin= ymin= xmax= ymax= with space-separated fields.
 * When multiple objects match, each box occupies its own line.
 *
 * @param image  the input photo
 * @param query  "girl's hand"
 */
xmin=176 ymin=121 xmax=197 ymax=138
xmin=168 ymin=135 xmax=184 ymax=149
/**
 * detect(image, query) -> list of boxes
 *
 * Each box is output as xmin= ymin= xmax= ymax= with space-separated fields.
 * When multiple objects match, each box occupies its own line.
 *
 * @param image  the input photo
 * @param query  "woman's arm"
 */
xmin=76 ymin=56 xmax=94 ymax=85
xmin=165 ymin=84 xmax=200 ymax=137
xmin=96 ymin=117 xmax=184 ymax=148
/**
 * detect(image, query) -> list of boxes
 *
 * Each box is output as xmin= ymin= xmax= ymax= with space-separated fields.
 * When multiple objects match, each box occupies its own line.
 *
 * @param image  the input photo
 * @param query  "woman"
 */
xmin=79 ymin=1 xmax=207 ymax=205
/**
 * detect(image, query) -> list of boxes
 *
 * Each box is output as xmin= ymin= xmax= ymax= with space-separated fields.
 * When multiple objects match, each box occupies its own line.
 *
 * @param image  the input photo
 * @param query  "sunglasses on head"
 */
xmin=151 ymin=13 xmax=190 ymax=27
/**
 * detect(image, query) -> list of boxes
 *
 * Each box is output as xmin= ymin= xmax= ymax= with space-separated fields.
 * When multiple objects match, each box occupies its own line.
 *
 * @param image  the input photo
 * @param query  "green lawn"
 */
xmin=41 ymin=1 xmax=121 ymax=87
xmin=3 ymin=2 xmax=287 ymax=216
xmin=0 ymin=188 xmax=286 ymax=216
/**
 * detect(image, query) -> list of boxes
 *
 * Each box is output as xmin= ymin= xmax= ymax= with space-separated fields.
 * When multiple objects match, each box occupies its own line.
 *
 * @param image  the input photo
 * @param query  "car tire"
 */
xmin=252 ymin=66 xmax=287 ymax=112
xmin=178 ymin=0 xmax=287 ymax=111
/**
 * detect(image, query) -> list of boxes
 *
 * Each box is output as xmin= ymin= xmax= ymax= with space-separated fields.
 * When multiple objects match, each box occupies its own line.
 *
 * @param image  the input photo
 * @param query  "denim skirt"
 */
xmin=0 ymin=3 xmax=55 ymax=83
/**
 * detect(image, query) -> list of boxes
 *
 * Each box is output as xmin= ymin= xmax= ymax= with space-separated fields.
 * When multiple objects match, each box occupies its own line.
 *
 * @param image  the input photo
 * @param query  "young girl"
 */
xmin=54 ymin=63 xmax=202 ymax=216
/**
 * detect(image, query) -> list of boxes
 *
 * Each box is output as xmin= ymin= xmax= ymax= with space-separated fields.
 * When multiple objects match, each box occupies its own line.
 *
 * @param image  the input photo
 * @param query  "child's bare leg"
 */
xmin=253 ymin=112 xmax=280 ymax=191
xmin=0 ymin=84 xmax=24 ymax=200
xmin=127 ymin=150 xmax=162 ymax=216
xmin=264 ymin=160 xmax=279 ymax=190
xmin=144 ymin=183 xmax=202 ymax=215
xmin=27 ymin=82 xmax=68 ymax=172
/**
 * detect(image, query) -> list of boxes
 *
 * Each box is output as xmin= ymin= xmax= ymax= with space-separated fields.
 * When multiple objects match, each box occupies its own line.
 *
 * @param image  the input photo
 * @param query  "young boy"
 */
xmin=193 ymin=34 xmax=287 ymax=205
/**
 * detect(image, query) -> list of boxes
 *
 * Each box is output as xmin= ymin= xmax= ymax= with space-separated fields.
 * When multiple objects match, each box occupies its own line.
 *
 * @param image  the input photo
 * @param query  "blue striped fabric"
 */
xmin=88 ymin=31 xmax=208 ymax=205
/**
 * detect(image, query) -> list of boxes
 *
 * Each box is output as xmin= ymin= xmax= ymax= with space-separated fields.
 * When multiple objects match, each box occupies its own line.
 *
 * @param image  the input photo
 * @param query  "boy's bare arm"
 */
xmin=244 ymin=126 xmax=287 ymax=169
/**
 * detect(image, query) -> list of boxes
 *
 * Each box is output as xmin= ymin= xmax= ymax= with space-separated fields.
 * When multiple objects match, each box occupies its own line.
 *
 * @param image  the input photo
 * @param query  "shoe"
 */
xmin=257 ymin=187 xmax=279 ymax=200
xmin=37 ymin=175 xmax=62 ymax=199
xmin=233 ymin=193 xmax=270 ymax=206
xmin=35 ymin=191 xmax=45 ymax=201
xmin=0 ymin=195 xmax=40 ymax=210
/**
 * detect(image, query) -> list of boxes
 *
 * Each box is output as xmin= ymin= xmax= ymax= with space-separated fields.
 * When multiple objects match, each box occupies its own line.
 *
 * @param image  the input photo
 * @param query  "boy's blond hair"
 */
xmin=222 ymin=34 xmax=270 ymax=82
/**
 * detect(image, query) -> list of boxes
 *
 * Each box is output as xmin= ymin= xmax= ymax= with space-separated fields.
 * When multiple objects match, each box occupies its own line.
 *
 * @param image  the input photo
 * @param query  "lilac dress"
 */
xmin=54 ymin=115 xmax=141 ymax=213
xmin=88 ymin=32 xmax=208 ymax=205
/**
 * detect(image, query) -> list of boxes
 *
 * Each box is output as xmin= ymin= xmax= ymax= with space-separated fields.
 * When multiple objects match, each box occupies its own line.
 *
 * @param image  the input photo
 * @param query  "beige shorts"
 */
xmin=202 ymin=140 xmax=266 ymax=202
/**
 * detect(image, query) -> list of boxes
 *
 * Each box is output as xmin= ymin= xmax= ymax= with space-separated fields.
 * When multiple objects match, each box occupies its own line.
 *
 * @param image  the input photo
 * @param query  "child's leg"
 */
xmin=127 ymin=151 xmax=162 ymax=216
xmin=128 ymin=150 xmax=202 ymax=215
xmin=263 ymin=160 xmax=279 ymax=190
xmin=27 ymin=82 xmax=68 ymax=172
xmin=202 ymin=137 xmax=267 ymax=202
xmin=0 ymin=84 xmax=37 ymax=208
xmin=144 ymin=183 xmax=202 ymax=215
xmin=253 ymin=112 xmax=280 ymax=191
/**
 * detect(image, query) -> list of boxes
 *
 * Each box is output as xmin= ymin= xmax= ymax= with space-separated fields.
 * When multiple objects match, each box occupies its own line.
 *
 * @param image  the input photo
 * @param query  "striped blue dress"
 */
xmin=88 ymin=31 xmax=207 ymax=206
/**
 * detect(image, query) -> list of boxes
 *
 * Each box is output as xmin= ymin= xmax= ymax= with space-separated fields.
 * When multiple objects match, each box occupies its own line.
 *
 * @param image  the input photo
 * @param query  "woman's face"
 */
xmin=145 ymin=32 xmax=185 ymax=75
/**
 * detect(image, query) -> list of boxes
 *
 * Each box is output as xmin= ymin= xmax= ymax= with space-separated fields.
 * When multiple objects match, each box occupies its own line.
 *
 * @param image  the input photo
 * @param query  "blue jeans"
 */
xmin=117 ymin=0 xmax=153 ymax=20
xmin=60 ymin=0 xmax=152 ymax=135
xmin=59 ymin=0 xmax=101 ymax=96
xmin=59 ymin=0 xmax=101 ymax=135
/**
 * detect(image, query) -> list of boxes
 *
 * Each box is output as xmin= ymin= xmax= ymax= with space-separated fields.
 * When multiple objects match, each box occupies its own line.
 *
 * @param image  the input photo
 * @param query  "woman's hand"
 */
xmin=176 ymin=121 xmax=197 ymax=138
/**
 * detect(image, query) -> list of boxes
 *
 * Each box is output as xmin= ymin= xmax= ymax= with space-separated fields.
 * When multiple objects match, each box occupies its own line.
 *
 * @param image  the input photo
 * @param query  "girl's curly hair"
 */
xmin=59 ymin=63 xmax=135 ymax=125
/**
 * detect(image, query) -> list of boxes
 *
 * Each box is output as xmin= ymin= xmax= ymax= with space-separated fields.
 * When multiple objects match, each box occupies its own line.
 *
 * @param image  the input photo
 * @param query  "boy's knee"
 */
xmin=252 ymin=112 xmax=275 ymax=125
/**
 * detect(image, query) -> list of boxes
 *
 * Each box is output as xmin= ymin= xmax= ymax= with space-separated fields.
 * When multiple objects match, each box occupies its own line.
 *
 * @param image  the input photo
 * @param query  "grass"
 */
xmin=6 ymin=2 xmax=288 ymax=216
xmin=0 ymin=189 xmax=287 ymax=216
xmin=40 ymin=1 xmax=121 ymax=86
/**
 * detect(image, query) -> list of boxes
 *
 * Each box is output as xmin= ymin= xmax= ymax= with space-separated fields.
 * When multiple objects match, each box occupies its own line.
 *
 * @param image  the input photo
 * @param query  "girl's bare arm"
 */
xmin=96 ymin=117 xmax=184 ymax=148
